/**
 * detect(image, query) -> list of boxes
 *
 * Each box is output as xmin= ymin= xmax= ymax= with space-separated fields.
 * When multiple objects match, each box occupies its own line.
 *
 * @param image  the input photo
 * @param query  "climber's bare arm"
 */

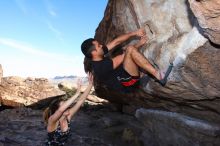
xmin=107 ymin=28 xmax=146 ymax=50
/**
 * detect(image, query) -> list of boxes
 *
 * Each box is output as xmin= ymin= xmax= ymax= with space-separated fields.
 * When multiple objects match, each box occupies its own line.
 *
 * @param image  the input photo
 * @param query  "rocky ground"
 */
xmin=0 ymin=103 xmax=145 ymax=146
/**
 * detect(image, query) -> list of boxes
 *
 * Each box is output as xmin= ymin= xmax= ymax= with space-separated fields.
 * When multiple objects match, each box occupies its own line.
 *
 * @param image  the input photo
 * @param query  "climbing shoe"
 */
xmin=156 ymin=63 xmax=173 ymax=86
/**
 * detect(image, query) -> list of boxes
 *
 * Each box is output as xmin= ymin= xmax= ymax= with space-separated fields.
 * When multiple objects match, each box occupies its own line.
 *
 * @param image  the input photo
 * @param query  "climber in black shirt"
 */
xmin=81 ymin=28 xmax=173 ymax=93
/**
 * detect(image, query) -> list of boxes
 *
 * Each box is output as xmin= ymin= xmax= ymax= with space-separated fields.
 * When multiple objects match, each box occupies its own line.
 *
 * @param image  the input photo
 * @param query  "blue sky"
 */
xmin=0 ymin=0 xmax=107 ymax=78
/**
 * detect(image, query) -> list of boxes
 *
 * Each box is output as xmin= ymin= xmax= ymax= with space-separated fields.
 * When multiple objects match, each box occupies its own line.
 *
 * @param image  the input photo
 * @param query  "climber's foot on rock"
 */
xmin=155 ymin=63 xmax=173 ymax=86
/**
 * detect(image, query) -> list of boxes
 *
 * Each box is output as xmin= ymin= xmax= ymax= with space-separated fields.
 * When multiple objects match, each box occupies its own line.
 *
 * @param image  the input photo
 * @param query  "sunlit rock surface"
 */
xmin=188 ymin=0 xmax=220 ymax=44
xmin=95 ymin=0 xmax=220 ymax=121
xmin=0 ymin=76 xmax=65 ymax=107
xmin=92 ymin=0 xmax=220 ymax=145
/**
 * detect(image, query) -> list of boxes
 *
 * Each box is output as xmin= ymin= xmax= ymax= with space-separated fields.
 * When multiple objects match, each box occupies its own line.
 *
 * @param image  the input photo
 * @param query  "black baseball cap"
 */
xmin=81 ymin=38 xmax=95 ymax=58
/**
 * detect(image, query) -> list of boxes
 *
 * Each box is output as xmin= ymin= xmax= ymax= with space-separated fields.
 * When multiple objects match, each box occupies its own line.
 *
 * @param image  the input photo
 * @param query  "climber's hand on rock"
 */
xmin=134 ymin=35 xmax=148 ymax=48
xmin=135 ymin=28 xmax=146 ymax=37
xmin=140 ymin=36 xmax=148 ymax=45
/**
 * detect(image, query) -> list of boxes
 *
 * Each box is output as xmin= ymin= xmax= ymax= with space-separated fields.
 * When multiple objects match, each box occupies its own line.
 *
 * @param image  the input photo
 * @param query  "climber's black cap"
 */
xmin=81 ymin=38 xmax=95 ymax=58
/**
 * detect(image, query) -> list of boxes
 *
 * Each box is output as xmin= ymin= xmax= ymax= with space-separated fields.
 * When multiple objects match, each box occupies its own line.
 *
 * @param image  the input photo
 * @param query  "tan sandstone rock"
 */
xmin=90 ymin=1 xmax=220 ymax=143
xmin=0 ymin=76 xmax=65 ymax=107
xmin=94 ymin=0 xmax=220 ymax=115
xmin=188 ymin=0 xmax=220 ymax=44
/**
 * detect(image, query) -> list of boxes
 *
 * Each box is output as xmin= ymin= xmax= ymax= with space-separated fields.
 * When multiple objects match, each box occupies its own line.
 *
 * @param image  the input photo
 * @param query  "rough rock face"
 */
xmin=0 ymin=106 xmax=146 ymax=146
xmin=0 ymin=76 xmax=65 ymax=107
xmin=136 ymin=109 xmax=220 ymax=146
xmin=188 ymin=0 xmax=220 ymax=45
xmin=95 ymin=0 xmax=220 ymax=121
xmin=92 ymin=0 xmax=220 ymax=145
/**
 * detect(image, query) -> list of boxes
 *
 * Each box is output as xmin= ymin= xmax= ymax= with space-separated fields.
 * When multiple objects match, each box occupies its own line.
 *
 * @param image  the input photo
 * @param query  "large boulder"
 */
xmin=136 ymin=108 xmax=220 ymax=146
xmin=94 ymin=0 xmax=220 ymax=122
xmin=0 ymin=76 xmax=65 ymax=107
xmin=188 ymin=0 xmax=220 ymax=45
xmin=90 ymin=0 xmax=220 ymax=145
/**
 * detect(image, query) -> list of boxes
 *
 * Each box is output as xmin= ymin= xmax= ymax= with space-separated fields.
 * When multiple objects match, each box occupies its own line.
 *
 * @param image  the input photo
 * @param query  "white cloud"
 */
xmin=15 ymin=0 xmax=28 ymax=14
xmin=47 ymin=21 xmax=64 ymax=42
xmin=0 ymin=38 xmax=71 ymax=62
xmin=0 ymin=38 xmax=86 ymax=78
xmin=49 ymin=9 xmax=57 ymax=17
xmin=44 ymin=0 xmax=57 ymax=17
xmin=1 ymin=57 xmax=86 ymax=78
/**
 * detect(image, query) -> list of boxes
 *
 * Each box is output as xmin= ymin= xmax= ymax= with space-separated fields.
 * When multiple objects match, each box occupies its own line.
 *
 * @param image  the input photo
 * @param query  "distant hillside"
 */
xmin=49 ymin=75 xmax=88 ymax=88
xmin=53 ymin=75 xmax=77 ymax=79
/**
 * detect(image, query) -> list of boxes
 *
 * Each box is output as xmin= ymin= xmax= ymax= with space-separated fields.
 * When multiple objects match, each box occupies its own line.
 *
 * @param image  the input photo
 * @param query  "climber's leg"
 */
xmin=123 ymin=45 xmax=160 ymax=79
xmin=123 ymin=45 xmax=173 ymax=86
xmin=123 ymin=46 xmax=140 ymax=77
xmin=156 ymin=63 xmax=173 ymax=86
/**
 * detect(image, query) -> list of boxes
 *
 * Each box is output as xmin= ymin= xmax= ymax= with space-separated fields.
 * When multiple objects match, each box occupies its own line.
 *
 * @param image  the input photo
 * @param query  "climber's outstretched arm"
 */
xmin=107 ymin=28 xmax=146 ymax=50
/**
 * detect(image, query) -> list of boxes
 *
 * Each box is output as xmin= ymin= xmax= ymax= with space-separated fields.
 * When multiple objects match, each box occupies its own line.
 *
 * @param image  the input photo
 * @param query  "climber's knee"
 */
xmin=125 ymin=45 xmax=136 ymax=54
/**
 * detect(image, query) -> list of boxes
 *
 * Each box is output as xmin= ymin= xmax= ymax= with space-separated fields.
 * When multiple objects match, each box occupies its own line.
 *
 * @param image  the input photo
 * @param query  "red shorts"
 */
xmin=120 ymin=76 xmax=139 ymax=87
